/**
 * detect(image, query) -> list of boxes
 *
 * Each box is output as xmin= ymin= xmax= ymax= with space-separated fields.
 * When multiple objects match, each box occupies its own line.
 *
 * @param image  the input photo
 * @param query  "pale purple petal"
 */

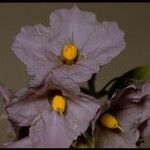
xmin=6 ymin=96 xmax=49 ymax=126
xmin=11 ymin=24 xmax=58 ymax=86
xmin=14 ymin=87 xmax=30 ymax=98
xmin=95 ymin=126 xmax=137 ymax=148
xmin=32 ymin=74 xmax=80 ymax=97
xmin=135 ymin=81 xmax=150 ymax=139
xmin=65 ymin=93 xmax=100 ymax=136
xmin=140 ymin=119 xmax=150 ymax=138
xmin=6 ymin=74 xmax=81 ymax=127
xmin=49 ymin=5 xmax=97 ymax=50
xmin=0 ymin=82 xmax=13 ymax=105
xmin=78 ymin=21 xmax=126 ymax=75
xmin=4 ymin=137 xmax=33 ymax=148
xmin=50 ymin=6 xmax=126 ymax=83
xmin=52 ymin=63 xmax=96 ymax=83
xmin=12 ymin=6 xmax=126 ymax=84
xmin=3 ymin=75 xmax=100 ymax=148
xmin=95 ymin=81 xmax=150 ymax=148
xmin=29 ymin=94 xmax=100 ymax=148
xmin=82 ymin=21 xmax=125 ymax=54
xmin=110 ymin=82 xmax=150 ymax=116
xmin=127 ymin=81 xmax=150 ymax=101
xmin=110 ymin=83 xmax=150 ymax=139
xmin=48 ymin=73 xmax=81 ymax=95
xmin=30 ymin=110 xmax=78 ymax=148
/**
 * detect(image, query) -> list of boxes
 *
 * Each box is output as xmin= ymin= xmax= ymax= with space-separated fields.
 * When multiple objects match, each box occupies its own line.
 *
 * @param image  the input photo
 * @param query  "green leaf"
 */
xmin=108 ymin=65 xmax=150 ymax=99
xmin=122 ymin=65 xmax=150 ymax=81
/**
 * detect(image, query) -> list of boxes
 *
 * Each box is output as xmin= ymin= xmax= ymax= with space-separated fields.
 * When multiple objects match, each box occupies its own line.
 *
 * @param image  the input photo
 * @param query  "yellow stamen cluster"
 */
xmin=62 ymin=43 xmax=78 ymax=62
xmin=51 ymin=95 xmax=66 ymax=114
xmin=100 ymin=113 xmax=124 ymax=132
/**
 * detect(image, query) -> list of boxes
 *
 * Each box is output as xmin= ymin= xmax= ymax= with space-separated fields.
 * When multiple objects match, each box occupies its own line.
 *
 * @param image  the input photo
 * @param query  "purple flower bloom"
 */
xmin=0 ymin=75 xmax=100 ymax=148
xmin=95 ymin=81 xmax=150 ymax=148
xmin=11 ymin=5 xmax=126 ymax=87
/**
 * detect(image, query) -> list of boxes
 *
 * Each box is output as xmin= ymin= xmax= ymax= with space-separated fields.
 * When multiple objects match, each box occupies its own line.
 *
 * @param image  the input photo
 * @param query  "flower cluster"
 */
xmin=95 ymin=81 xmax=150 ymax=148
xmin=0 ymin=5 xmax=149 ymax=148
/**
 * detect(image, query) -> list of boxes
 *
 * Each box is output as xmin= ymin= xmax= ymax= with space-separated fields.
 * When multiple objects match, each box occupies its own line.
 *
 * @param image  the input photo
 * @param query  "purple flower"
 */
xmin=0 ymin=75 xmax=100 ymax=148
xmin=11 ymin=5 xmax=126 ymax=87
xmin=95 ymin=81 xmax=150 ymax=148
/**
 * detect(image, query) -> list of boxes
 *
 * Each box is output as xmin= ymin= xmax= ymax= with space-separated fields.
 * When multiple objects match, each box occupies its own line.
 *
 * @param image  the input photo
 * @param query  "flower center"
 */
xmin=51 ymin=95 xmax=66 ymax=114
xmin=62 ymin=43 xmax=78 ymax=64
xmin=100 ymin=113 xmax=124 ymax=132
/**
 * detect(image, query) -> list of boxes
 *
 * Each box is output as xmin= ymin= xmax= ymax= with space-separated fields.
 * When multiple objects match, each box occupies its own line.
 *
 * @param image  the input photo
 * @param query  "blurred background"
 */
xmin=0 ymin=3 xmax=149 ymax=147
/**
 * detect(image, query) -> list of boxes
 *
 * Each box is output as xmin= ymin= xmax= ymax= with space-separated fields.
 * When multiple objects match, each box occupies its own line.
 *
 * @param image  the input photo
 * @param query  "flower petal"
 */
xmin=79 ymin=21 xmax=126 ymax=74
xmin=95 ymin=81 xmax=150 ymax=148
xmin=127 ymin=81 xmax=150 ymax=100
xmin=4 ymin=137 xmax=33 ymax=148
xmin=6 ymin=74 xmax=81 ymax=127
xmin=82 ymin=21 xmax=125 ymax=53
xmin=31 ymin=74 xmax=81 ymax=98
xmin=0 ymin=82 xmax=13 ymax=105
xmin=14 ymin=87 xmax=30 ymax=98
xmin=6 ymin=96 xmax=49 ymax=126
xmin=11 ymin=24 xmax=58 ymax=87
xmin=140 ymin=119 xmax=150 ymax=138
xmin=110 ymin=82 xmax=150 ymax=140
xmin=95 ymin=125 xmax=137 ymax=148
xmin=47 ymin=74 xmax=81 ymax=95
xmin=65 ymin=93 xmax=100 ymax=136
xmin=49 ymin=5 xmax=97 ymax=50
xmin=29 ymin=110 xmax=78 ymax=148
xmin=134 ymin=81 xmax=150 ymax=139
xmin=52 ymin=63 xmax=96 ymax=83
xmin=29 ymin=94 xmax=100 ymax=148
xmin=50 ymin=7 xmax=125 ymax=83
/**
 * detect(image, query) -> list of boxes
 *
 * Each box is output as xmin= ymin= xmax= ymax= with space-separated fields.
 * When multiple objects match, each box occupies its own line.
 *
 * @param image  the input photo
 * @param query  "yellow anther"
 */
xmin=62 ymin=43 xmax=78 ymax=61
xmin=51 ymin=95 xmax=66 ymax=114
xmin=100 ymin=113 xmax=124 ymax=132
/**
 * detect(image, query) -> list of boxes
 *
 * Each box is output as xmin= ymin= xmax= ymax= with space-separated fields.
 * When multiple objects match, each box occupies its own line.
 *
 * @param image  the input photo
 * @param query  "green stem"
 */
xmin=88 ymin=73 xmax=96 ymax=96
xmin=80 ymin=87 xmax=90 ymax=95
xmin=83 ymin=132 xmax=94 ymax=148
xmin=95 ymin=77 xmax=119 ymax=98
